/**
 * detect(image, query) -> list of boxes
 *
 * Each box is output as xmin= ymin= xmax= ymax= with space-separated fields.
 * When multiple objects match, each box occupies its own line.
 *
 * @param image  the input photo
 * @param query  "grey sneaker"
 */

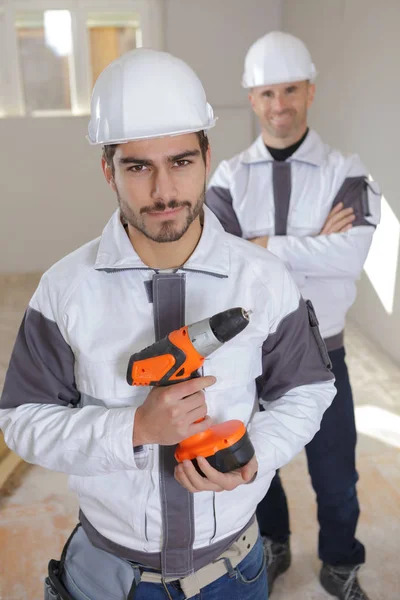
xmin=262 ymin=537 xmax=291 ymax=594
xmin=320 ymin=564 xmax=370 ymax=600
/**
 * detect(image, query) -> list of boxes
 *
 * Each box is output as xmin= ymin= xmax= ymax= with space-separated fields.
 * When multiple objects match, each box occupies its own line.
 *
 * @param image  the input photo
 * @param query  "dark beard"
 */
xmin=117 ymin=186 xmax=205 ymax=243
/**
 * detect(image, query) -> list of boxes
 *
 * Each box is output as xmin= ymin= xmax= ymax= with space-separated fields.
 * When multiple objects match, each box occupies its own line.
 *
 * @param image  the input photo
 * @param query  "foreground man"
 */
xmin=0 ymin=48 xmax=335 ymax=600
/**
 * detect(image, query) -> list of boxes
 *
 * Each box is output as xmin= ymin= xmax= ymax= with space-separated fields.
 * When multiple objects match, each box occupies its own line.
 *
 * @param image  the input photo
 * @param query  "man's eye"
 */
xmin=174 ymin=160 xmax=190 ymax=167
xmin=262 ymin=91 xmax=273 ymax=98
xmin=129 ymin=165 xmax=148 ymax=173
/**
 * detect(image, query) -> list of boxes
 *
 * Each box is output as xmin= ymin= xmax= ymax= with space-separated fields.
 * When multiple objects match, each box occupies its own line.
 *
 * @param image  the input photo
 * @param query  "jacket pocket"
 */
xmin=235 ymin=537 xmax=266 ymax=585
xmin=305 ymin=299 xmax=332 ymax=369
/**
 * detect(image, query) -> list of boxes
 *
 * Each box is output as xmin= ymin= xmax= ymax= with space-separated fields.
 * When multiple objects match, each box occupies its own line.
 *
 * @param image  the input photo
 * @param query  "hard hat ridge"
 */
xmin=242 ymin=31 xmax=317 ymax=88
xmin=88 ymin=48 xmax=217 ymax=145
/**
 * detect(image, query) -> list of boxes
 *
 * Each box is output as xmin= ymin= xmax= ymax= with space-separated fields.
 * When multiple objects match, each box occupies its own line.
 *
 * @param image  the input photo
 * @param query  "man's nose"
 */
xmin=151 ymin=167 xmax=177 ymax=203
xmin=271 ymin=94 xmax=287 ymax=112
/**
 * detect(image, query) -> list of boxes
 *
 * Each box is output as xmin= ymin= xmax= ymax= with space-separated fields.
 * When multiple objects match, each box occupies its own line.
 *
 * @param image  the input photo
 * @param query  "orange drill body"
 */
xmin=127 ymin=326 xmax=205 ymax=387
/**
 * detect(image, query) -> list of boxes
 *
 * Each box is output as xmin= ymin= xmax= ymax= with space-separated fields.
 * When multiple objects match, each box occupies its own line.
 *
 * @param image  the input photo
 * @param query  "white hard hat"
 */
xmin=242 ymin=31 xmax=317 ymax=88
xmin=88 ymin=49 xmax=217 ymax=145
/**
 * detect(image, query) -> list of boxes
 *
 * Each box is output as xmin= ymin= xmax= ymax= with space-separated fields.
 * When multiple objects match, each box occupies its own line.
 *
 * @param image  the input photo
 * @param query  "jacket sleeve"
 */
xmin=247 ymin=264 xmax=337 ymax=476
xmin=206 ymin=160 xmax=243 ymax=237
xmin=267 ymin=156 xmax=381 ymax=278
xmin=0 ymin=273 xmax=148 ymax=476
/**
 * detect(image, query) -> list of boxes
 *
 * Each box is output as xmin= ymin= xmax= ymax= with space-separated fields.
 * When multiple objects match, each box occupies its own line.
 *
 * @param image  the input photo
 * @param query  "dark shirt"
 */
xmin=266 ymin=128 xmax=309 ymax=161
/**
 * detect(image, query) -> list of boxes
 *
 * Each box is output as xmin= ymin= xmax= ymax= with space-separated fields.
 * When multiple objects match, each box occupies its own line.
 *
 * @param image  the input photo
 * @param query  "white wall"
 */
xmin=1 ymin=0 xmax=282 ymax=273
xmin=283 ymin=0 xmax=400 ymax=364
xmin=163 ymin=0 xmax=282 ymax=156
xmin=0 ymin=116 xmax=110 ymax=272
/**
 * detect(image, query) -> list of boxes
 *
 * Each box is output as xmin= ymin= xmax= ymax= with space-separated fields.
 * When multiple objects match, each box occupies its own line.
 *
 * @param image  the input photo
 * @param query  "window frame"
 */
xmin=0 ymin=0 xmax=163 ymax=116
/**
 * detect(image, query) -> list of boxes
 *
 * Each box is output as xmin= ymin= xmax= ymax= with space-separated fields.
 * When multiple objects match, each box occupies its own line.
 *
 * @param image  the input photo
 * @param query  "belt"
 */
xmin=132 ymin=519 xmax=259 ymax=599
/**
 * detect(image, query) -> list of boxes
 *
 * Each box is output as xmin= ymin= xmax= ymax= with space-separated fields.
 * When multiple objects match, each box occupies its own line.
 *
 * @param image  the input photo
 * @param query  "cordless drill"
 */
xmin=126 ymin=308 xmax=255 ymax=473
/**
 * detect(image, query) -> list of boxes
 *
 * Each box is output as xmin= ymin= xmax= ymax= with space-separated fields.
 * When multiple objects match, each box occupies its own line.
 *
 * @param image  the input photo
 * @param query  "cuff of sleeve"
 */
xmin=133 ymin=445 xmax=150 ymax=469
xmin=247 ymin=418 xmax=280 ymax=479
xmin=107 ymin=407 xmax=150 ymax=470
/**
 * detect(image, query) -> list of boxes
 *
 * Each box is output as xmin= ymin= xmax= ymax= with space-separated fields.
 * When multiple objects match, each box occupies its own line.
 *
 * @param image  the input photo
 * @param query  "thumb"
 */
xmin=241 ymin=463 xmax=254 ymax=482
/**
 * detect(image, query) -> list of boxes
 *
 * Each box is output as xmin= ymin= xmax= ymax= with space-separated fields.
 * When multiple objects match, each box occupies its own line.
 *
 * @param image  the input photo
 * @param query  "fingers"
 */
xmin=174 ymin=462 xmax=199 ymax=493
xmin=328 ymin=208 xmax=354 ymax=226
xmin=181 ymin=391 xmax=209 ymax=427
xmin=327 ymin=206 xmax=353 ymax=221
xmin=341 ymin=224 xmax=353 ymax=233
xmin=196 ymin=455 xmax=259 ymax=489
xmin=333 ymin=214 xmax=356 ymax=231
xmin=175 ymin=459 xmax=223 ymax=493
xmin=240 ymin=456 xmax=259 ymax=482
xmin=322 ymin=214 xmax=355 ymax=234
xmin=185 ymin=402 xmax=208 ymax=424
xmin=181 ymin=390 xmax=206 ymax=411
xmin=321 ymin=203 xmax=356 ymax=234
xmin=249 ymin=236 xmax=268 ymax=248
xmin=175 ymin=455 xmax=260 ymax=493
xmin=195 ymin=456 xmax=244 ymax=491
xmin=167 ymin=376 xmax=216 ymax=401
xmin=186 ymin=415 xmax=213 ymax=436
xmin=329 ymin=201 xmax=345 ymax=216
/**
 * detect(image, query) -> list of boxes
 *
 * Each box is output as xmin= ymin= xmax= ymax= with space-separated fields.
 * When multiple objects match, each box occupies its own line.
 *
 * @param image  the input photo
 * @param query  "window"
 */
xmin=16 ymin=10 xmax=73 ymax=115
xmin=0 ymin=9 xmax=6 ymax=117
xmin=0 ymin=1 xmax=162 ymax=117
xmin=87 ymin=12 xmax=141 ymax=88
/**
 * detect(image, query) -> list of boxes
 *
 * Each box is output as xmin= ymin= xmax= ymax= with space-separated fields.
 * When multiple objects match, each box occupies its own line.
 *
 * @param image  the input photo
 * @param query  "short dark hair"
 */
xmin=102 ymin=130 xmax=209 ymax=176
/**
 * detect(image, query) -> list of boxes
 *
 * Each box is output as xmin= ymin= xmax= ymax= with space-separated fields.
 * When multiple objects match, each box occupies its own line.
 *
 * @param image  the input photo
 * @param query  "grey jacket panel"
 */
xmin=0 ymin=307 xmax=80 ymax=409
xmin=331 ymin=176 xmax=376 ymax=228
xmin=152 ymin=272 xmax=195 ymax=578
xmin=79 ymin=510 xmax=254 ymax=574
xmin=206 ymin=186 xmax=243 ymax=237
xmin=273 ymin=162 xmax=292 ymax=236
xmin=257 ymin=298 xmax=333 ymax=403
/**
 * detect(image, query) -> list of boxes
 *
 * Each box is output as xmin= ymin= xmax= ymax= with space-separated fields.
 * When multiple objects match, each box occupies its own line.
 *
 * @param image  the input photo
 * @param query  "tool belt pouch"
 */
xmin=44 ymin=561 xmax=75 ymax=600
xmin=44 ymin=524 xmax=81 ymax=600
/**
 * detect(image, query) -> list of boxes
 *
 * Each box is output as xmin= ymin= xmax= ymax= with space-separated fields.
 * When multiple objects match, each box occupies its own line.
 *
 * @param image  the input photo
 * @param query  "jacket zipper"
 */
xmin=210 ymin=492 xmax=217 ymax=543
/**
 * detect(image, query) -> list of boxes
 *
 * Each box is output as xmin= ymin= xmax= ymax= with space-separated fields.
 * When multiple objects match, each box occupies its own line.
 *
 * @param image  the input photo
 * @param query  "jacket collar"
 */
xmin=241 ymin=129 xmax=325 ymax=167
xmin=94 ymin=206 xmax=230 ymax=278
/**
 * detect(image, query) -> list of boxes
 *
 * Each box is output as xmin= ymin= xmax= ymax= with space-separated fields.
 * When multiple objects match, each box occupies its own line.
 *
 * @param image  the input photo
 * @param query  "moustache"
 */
xmin=140 ymin=200 xmax=192 ymax=215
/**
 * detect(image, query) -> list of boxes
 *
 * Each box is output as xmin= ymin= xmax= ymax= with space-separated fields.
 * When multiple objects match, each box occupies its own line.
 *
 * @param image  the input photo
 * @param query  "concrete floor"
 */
xmin=0 ymin=274 xmax=399 ymax=599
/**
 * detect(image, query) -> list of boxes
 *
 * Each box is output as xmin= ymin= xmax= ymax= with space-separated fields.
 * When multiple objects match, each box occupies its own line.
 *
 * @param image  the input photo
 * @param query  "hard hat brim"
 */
xmin=87 ymin=119 xmax=218 ymax=146
xmin=242 ymin=70 xmax=318 ymax=89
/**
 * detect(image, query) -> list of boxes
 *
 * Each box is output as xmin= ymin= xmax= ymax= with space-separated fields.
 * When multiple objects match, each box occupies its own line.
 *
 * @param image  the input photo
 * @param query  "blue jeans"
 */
xmin=59 ymin=526 xmax=268 ymax=600
xmin=127 ymin=538 xmax=267 ymax=599
xmin=256 ymin=347 xmax=365 ymax=566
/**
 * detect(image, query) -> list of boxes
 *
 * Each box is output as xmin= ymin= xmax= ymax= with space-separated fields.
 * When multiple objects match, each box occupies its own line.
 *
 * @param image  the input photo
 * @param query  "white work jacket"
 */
xmin=0 ymin=207 xmax=335 ymax=577
xmin=207 ymin=130 xmax=381 ymax=344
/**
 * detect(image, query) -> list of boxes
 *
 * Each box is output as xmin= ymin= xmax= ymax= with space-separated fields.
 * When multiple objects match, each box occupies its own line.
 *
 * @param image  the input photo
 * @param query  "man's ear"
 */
xmin=307 ymin=83 xmax=316 ymax=108
xmin=248 ymin=90 xmax=256 ymax=111
xmin=101 ymin=157 xmax=116 ymax=191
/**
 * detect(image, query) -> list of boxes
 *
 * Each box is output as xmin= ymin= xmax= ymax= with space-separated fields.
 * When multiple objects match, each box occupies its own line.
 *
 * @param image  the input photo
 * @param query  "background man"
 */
xmin=207 ymin=31 xmax=381 ymax=600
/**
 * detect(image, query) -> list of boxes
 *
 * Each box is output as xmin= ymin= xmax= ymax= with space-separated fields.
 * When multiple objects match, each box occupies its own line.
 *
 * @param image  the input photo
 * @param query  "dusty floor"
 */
xmin=0 ymin=274 xmax=399 ymax=599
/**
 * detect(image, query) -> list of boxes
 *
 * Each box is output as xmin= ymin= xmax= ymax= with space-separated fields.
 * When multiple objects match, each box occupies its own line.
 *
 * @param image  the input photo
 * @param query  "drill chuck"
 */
xmin=188 ymin=307 xmax=251 ymax=358
xmin=209 ymin=307 xmax=251 ymax=343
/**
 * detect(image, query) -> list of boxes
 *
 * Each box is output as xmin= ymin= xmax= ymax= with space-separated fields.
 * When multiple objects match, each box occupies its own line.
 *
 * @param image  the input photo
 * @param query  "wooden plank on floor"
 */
xmin=0 ymin=450 xmax=25 ymax=491
xmin=0 ymin=432 xmax=9 ymax=461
